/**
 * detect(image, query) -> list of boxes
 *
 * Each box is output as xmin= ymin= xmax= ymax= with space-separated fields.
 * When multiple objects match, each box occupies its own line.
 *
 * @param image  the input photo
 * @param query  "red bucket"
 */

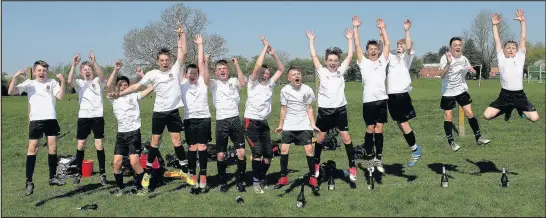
xmin=139 ymin=154 xmax=160 ymax=169
xmin=81 ymin=160 xmax=94 ymax=178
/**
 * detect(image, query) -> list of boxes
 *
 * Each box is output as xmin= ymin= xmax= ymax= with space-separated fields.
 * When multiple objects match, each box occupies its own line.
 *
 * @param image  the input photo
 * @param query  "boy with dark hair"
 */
xmin=106 ymin=60 xmax=153 ymax=196
xmin=305 ymin=27 xmax=357 ymax=184
xmin=8 ymin=60 xmax=66 ymax=195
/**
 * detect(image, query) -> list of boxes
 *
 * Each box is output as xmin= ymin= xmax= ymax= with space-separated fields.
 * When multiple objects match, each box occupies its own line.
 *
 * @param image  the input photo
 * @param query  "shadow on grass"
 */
xmin=358 ymin=162 xmax=417 ymax=184
xmin=464 ymin=159 xmax=519 ymax=176
xmin=277 ymin=173 xmax=319 ymax=197
xmin=427 ymin=163 xmax=459 ymax=179
xmin=35 ymin=182 xmax=115 ymax=207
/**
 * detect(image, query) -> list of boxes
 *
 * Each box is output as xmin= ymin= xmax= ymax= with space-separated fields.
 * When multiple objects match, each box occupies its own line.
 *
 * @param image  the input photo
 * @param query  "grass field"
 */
xmin=1 ymin=79 xmax=545 ymax=217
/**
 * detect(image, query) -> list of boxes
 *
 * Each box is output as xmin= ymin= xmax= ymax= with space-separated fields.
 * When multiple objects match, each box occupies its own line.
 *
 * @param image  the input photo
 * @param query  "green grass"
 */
xmin=1 ymin=79 xmax=545 ymax=217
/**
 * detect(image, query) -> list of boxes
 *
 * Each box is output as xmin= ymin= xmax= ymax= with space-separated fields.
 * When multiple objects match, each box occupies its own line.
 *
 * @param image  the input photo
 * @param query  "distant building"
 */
xmin=419 ymin=63 xmax=441 ymax=78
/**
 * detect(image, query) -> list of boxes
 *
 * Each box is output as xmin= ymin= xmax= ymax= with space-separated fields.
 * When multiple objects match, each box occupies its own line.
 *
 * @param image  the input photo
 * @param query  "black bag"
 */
xmin=323 ymin=128 xmax=340 ymax=150
xmin=55 ymin=155 xmax=79 ymax=179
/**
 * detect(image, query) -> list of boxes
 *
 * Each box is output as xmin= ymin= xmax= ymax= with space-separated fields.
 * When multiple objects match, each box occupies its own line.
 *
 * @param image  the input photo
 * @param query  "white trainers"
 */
xmin=450 ymin=142 xmax=461 ymax=152
xmin=374 ymin=158 xmax=385 ymax=173
xmin=476 ymin=137 xmax=491 ymax=145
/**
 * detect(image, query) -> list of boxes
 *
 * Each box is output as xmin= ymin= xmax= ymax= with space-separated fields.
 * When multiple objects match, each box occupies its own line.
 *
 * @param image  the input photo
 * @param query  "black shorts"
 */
xmin=440 ymin=92 xmax=473 ymax=110
xmin=152 ymin=109 xmax=184 ymax=135
xmin=216 ymin=116 xmax=245 ymax=153
xmin=29 ymin=119 xmax=60 ymax=140
xmin=489 ymin=89 xmax=536 ymax=113
xmin=362 ymin=100 xmax=389 ymax=126
xmin=281 ymin=130 xmax=313 ymax=146
xmin=77 ymin=117 xmax=105 ymax=140
xmin=316 ymin=105 xmax=349 ymax=132
xmin=244 ymin=118 xmax=272 ymax=159
xmin=387 ymin=92 xmax=417 ymax=122
xmin=183 ymin=118 xmax=212 ymax=145
xmin=114 ymin=129 xmax=142 ymax=156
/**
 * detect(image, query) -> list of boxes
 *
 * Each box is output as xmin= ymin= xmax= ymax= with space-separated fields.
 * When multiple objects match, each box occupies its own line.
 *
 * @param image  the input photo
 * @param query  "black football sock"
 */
xmin=374 ymin=133 xmax=384 ymax=159
xmin=467 ymin=117 xmax=482 ymax=140
xmin=48 ymin=154 xmax=58 ymax=179
xmin=236 ymin=158 xmax=246 ymax=182
xmin=280 ymin=154 xmax=289 ymax=177
xmin=306 ymin=156 xmax=315 ymax=175
xmin=198 ymin=150 xmax=208 ymax=176
xmin=97 ymin=149 xmax=106 ymax=175
xmin=443 ymin=121 xmax=454 ymax=145
xmin=344 ymin=143 xmax=355 ymax=168
xmin=313 ymin=142 xmax=323 ymax=164
xmin=75 ymin=149 xmax=85 ymax=173
xmin=114 ymin=173 xmax=124 ymax=189
xmin=187 ymin=150 xmax=197 ymax=175
xmin=404 ymin=131 xmax=417 ymax=151
xmin=364 ymin=132 xmax=374 ymax=156
xmin=26 ymin=155 xmax=37 ymax=182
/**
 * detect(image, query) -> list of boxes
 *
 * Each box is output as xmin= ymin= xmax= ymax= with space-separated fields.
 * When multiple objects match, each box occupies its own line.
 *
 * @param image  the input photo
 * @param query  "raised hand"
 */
xmin=513 ymin=8 xmax=525 ymax=22
xmin=135 ymin=67 xmax=145 ymax=78
xmin=376 ymin=17 xmax=386 ymax=29
xmin=267 ymin=45 xmax=276 ymax=56
xmin=56 ymin=73 xmax=65 ymax=82
xmin=107 ymin=91 xmax=119 ymax=99
xmin=344 ymin=28 xmax=354 ymax=39
xmin=466 ymin=66 xmax=476 ymax=73
xmin=15 ymin=69 xmax=26 ymax=78
xmin=72 ymin=54 xmax=81 ymax=66
xmin=403 ymin=19 xmax=412 ymax=31
xmin=232 ymin=57 xmax=239 ymax=65
xmin=194 ymin=34 xmax=203 ymax=44
xmin=114 ymin=60 xmax=122 ymax=71
xmin=305 ymin=30 xmax=316 ymax=40
xmin=352 ymin=15 xmax=362 ymax=27
xmin=89 ymin=50 xmax=96 ymax=62
xmin=175 ymin=19 xmax=184 ymax=35
xmin=204 ymin=54 xmax=210 ymax=63
xmin=260 ymin=35 xmax=270 ymax=47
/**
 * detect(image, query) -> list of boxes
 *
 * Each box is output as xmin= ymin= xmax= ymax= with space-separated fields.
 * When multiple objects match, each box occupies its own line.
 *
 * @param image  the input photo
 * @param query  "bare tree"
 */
xmin=122 ymin=3 xmax=228 ymax=75
xmin=467 ymin=10 xmax=514 ymax=77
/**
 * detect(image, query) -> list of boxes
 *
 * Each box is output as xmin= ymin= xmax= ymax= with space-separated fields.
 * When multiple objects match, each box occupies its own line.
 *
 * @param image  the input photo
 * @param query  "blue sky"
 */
xmin=2 ymin=1 xmax=545 ymax=74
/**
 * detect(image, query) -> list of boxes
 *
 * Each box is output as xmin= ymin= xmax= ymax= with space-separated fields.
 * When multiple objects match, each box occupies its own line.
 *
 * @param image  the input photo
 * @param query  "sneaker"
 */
xmin=219 ymin=183 xmax=228 ymax=192
xmin=450 ymin=141 xmax=461 ymax=152
xmin=49 ymin=177 xmax=66 ymax=186
xmin=408 ymin=145 xmax=422 ymax=167
xmin=236 ymin=182 xmax=246 ymax=192
xmin=180 ymin=171 xmax=196 ymax=186
xmin=25 ymin=181 xmax=34 ymax=196
xmin=476 ymin=137 xmax=491 ymax=145
xmin=253 ymin=182 xmax=264 ymax=194
xmin=100 ymin=174 xmax=108 ymax=186
xmin=199 ymin=175 xmax=207 ymax=189
xmin=136 ymin=188 xmax=148 ymax=196
xmin=349 ymin=167 xmax=357 ymax=181
xmin=274 ymin=176 xmax=289 ymax=189
xmin=141 ymin=173 xmax=151 ymax=189
xmin=314 ymin=164 xmax=320 ymax=178
xmin=309 ymin=177 xmax=319 ymax=193
xmin=112 ymin=187 xmax=123 ymax=197
xmin=73 ymin=173 xmax=82 ymax=185
xmin=189 ymin=175 xmax=198 ymax=189
xmin=374 ymin=157 xmax=385 ymax=173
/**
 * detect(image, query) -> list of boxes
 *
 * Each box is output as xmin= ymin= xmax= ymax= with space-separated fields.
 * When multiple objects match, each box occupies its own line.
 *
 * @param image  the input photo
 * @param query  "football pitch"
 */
xmin=1 ymin=79 xmax=544 ymax=217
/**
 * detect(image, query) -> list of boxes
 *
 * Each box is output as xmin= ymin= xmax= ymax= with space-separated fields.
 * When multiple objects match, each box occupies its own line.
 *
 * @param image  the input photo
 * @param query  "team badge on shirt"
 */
xmin=129 ymin=98 xmax=134 ymax=105
xmin=46 ymin=85 xmax=50 ymax=91
xmin=92 ymin=84 xmax=96 ymax=89
xmin=169 ymin=74 xmax=174 ymax=80
xmin=229 ymin=83 xmax=234 ymax=89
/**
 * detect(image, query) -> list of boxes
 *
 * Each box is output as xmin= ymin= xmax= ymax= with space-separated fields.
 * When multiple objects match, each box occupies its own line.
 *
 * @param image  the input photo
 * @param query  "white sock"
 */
xmin=410 ymin=144 xmax=418 ymax=151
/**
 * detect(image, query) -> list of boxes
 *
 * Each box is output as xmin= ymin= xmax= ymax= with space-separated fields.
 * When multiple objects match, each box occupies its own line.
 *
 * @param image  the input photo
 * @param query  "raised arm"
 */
xmin=106 ymin=60 xmax=122 ymax=92
xmin=343 ymin=28 xmax=354 ymax=64
xmin=136 ymin=68 xmax=154 ymax=98
xmin=268 ymin=46 xmax=285 ymax=83
xmin=203 ymin=54 xmax=211 ymax=86
xmin=491 ymin=13 xmax=502 ymax=52
xmin=55 ymin=73 xmax=66 ymax=100
xmin=194 ymin=34 xmax=209 ymax=86
xmin=232 ymin=58 xmax=247 ymax=88
xmin=118 ymin=81 xmax=143 ymax=98
xmin=513 ymin=9 xmax=526 ymax=52
xmin=305 ymin=30 xmax=323 ymax=70
xmin=176 ymin=20 xmax=187 ymax=65
xmin=89 ymin=51 xmax=104 ymax=83
xmin=352 ymin=16 xmax=364 ymax=63
xmin=377 ymin=18 xmax=390 ymax=60
xmin=250 ymin=36 xmax=270 ymax=81
xmin=403 ymin=19 xmax=413 ymax=54
xmin=67 ymin=54 xmax=80 ymax=87
xmin=7 ymin=69 xmax=26 ymax=95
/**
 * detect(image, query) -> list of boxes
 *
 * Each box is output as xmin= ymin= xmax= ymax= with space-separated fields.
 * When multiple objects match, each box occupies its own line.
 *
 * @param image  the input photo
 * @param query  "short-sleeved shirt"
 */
xmin=387 ymin=50 xmax=415 ymax=94
xmin=108 ymin=93 xmax=142 ymax=133
xmin=139 ymin=60 xmax=184 ymax=112
xmin=244 ymin=78 xmax=276 ymax=120
xmin=180 ymin=76 xmax=211 ymax=120
xmin=16 ymin=79 xmax=61 ymax=121
xmin=497 ymin=49 xmax=526 ymax=91
xmin=315 ymin=59 xmax=349 ymax=108
xmin=209 ymin=77 xmax=245 ymax=120
xmin=75 ymin=77 xmax=105 ymax=118
xmin=280 ymin=84 xmax=315 ymax=131
xmin=358 ymin=55 xmax=390 ymax=103
xmin=439 ymin=55 xmax=471 ymax=96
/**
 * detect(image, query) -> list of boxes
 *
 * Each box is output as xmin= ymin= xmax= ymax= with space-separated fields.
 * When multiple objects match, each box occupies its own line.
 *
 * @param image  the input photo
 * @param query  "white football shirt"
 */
xmin=244 ymin=78 xmax=276 ymax=120
xmin=439 ymin=55 xmax=471 ymax=96
xmin=180 ymin=76 xmax=211 ymax=120
xmin=209 ymin=77 xmax=245 ymax=120
xmin=358 ymin=55 xmax=389 ymax=103
xmin=280 ymin=84 xmax=315 ymax=131
xmin=387 ymin=50 xmax=415 ymax=94
xmin=75 ymin=77 xmax=105 ymax=118
xmin=17 ymin=79 xmax=61 ymax=121
xmin=139 ymin=60 xmax=184 ymax=112
xmin=497 ymin=49 xmax=526 ymax=91
xmin=108 ymin=93 xmax=142 ymax=133
xmin=316 ymin=59 xmax=349 ymax=108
